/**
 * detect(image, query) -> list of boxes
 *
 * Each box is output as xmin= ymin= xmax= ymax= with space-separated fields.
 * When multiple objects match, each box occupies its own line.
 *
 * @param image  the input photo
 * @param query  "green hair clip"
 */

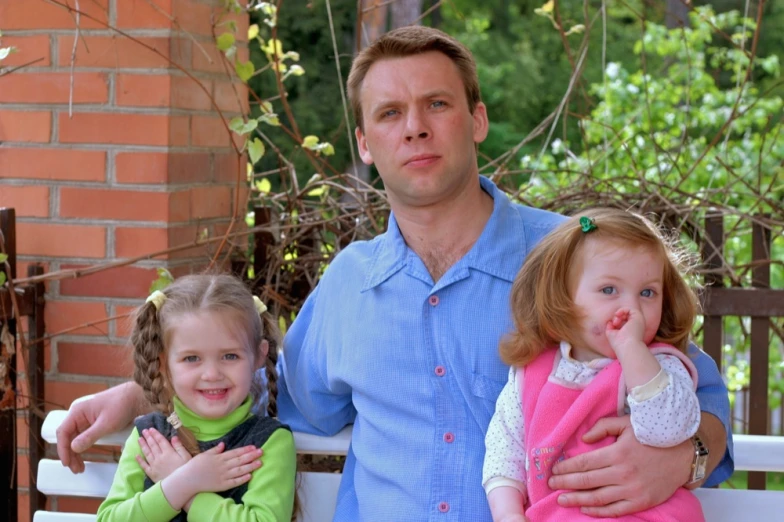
xmin=579 ymin=216 xmax=597 ymax=233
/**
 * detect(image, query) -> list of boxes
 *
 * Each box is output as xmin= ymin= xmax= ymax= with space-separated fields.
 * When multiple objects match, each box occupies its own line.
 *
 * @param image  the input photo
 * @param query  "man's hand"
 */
xmin=56 ymin=382 xmax=146 ymax=473
xmin=548 ymin=416 xmax=691 ymax=517
xmin=136 ymin=429 xmax=193 ymax=482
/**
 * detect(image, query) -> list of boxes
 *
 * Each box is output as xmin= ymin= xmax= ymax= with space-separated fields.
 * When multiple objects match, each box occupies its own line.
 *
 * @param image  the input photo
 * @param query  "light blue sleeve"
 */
xmin=689 ymin=342 xmax=735 ymax=486
xmin=275 ymin=284 xmax=356 ymax=435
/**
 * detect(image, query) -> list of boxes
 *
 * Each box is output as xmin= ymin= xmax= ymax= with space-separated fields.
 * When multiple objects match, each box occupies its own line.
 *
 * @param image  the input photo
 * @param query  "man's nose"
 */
xmin=404 ymin=109 xmax=430 ymax=141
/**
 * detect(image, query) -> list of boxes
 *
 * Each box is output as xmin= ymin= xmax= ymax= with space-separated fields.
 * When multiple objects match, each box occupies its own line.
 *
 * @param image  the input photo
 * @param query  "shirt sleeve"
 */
xmin=689 ymin=343 xmax=735 ymax=486
xmin=482 ymin=367 xmax=527 ymax=500
xmin=187 ymin=428 xmax=297 ymax=522
xmin=627 ymin=354 xmax=701 ymax=447
xmin=96 ymin=428 xmax=181 ymax=522
xmin=277 ymin=284 xmax=357 ymax=435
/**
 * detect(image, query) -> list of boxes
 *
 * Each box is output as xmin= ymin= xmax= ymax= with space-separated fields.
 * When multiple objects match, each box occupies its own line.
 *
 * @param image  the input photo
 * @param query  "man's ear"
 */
xmin=356 ymin=127 xmax=374 ymax=165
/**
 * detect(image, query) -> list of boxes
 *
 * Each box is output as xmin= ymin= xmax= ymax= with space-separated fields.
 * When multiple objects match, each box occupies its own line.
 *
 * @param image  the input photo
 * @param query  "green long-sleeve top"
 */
xmin=96 ymin=396 xmax=296 ymax=522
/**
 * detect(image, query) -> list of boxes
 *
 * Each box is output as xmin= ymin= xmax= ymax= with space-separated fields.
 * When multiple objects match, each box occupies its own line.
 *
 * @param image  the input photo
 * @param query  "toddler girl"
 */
xmin=97 ymin=274 xmax=296 ymax=522
xmin=483 ymin=208 xmax=705 ymax=522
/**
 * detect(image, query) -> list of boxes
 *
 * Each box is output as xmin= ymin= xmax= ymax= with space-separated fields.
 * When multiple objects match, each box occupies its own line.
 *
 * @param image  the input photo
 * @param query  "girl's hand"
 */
xmin=136 ymin=428 xmax=192 ymax=482
xmin=605 ymin=308 xmax=645 ymax=354
xmin=184 ymin=442 xmax=263 ymax=494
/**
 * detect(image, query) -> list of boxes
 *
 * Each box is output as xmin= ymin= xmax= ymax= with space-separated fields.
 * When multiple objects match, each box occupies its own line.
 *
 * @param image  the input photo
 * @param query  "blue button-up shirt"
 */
xmin=277 ymin=177 xmax=733 ymax=521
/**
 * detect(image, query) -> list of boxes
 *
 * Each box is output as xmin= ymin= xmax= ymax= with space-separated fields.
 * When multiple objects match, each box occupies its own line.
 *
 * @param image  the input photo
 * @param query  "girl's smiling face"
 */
xmin=569 ymin=237 xmax=664 ymax=361
xmin=165 ymin=310 xmax=263 ymax=419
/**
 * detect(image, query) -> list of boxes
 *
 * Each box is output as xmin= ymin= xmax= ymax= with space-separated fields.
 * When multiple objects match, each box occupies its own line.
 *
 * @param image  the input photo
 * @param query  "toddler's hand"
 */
xmin=183 ymin=442 xmax=263 ymax=494
xmin=605 ymin=307 xmax=646 ymax=353
xmin=136 ymin=429 xmax=192 ymax=482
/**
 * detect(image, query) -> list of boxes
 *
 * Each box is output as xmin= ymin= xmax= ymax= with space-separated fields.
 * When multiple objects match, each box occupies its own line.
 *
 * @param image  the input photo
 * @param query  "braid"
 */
xmin=131 ymin=303 xmax=169 ymax=414
xmin=130 ymin=301 xmax=201 ymax=455
xmin=260 ymin=312 xmax=281 ymax=418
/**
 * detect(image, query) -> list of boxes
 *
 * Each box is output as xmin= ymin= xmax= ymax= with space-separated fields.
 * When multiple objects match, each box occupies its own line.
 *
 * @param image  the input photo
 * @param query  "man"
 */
xmin=57 ymin=26 xmax=733 ymax=521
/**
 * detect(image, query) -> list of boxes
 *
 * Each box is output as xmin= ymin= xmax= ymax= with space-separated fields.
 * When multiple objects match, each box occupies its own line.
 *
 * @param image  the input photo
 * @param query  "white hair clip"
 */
xmin=253 ymin=295 xmax=267 ymax=315
xmin=166 ymin=411 xmax=183 ymax=430
xmin=146 ymin=290 xmax=167 ymax=311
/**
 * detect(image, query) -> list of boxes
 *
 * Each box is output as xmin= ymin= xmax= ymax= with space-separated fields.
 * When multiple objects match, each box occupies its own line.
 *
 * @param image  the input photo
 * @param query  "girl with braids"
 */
xmin=97 ymin=274 xmax=296 ymax=522
xmin=482 ymin=209 xmax=706 ymax=522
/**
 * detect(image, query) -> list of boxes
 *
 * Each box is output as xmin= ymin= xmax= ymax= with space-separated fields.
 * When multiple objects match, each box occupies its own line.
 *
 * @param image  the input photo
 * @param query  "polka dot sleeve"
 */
xmin=482 ymin=367 xmax=528 ymax=495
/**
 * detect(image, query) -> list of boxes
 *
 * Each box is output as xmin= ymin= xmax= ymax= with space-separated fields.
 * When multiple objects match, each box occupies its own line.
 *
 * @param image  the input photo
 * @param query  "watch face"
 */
xmin=695 ymin=456 xmax=708 ymax=479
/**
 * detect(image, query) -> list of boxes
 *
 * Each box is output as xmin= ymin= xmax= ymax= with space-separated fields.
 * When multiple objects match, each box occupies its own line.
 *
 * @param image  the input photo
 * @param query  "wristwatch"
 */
xmin=687 ymin=435 xmax=709 ymax=484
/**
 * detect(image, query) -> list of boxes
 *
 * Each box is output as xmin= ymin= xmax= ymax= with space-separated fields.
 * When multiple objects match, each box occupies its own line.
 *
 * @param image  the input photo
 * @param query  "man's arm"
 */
xmin=276 ymin=284 xmax=356 ymax=435
xmin=547 ymin=345 xmax=733 ymax=517
xmin=56 ymin=381 xmax=150 ymax=473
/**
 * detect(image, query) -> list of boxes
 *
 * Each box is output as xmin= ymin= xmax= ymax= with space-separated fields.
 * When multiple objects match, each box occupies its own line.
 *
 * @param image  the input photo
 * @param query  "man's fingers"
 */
xmin=549 ymin=464 xmax=617 ymax=492
xmin=555 ymin=484 xmax=627 ymax=509
xmin=580 ymin=499 xmax=640 ymax=518
xmin=582 ymin=416 xmax=628 ymax=444
xmin=551 ymin=444 xmax=616 ymax=476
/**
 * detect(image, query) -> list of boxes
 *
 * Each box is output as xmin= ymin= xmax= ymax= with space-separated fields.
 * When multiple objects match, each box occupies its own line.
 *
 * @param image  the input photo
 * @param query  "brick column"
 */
xmin=0 ymin=1 xmax=248 ymax=519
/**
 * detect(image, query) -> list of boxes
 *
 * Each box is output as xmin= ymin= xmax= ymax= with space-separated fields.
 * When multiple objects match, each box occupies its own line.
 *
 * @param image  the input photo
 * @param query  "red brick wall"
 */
xmin=0 ymin=1 xmax=249 ymax=519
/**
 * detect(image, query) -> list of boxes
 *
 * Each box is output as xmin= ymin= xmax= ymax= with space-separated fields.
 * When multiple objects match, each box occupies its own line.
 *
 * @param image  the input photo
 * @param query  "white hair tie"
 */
xmin=166 ymin=411 xmax=183 ymax=430
xmin=253 ymin=295 xmax=267 ymax=314
xmin=146 ymin=290 xmax=167 ymax=311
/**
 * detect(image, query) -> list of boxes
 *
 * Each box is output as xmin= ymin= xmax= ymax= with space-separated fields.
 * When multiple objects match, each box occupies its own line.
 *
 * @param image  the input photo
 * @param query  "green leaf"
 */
xmin=0 ymin=253 xmax=7 ymax=263
xmin=307 ymin=186 xmax=327 ymax=197
xmin=248 ymin=137 xmax=265 ymax=164
xmin=235 ymin=60 xmax=255 ymax=82
xmin=302 ymin=135 xmax=319 ymax=149
xmin=216 ymin=33 xmax=236 ymax=52
xmin=256 ymin=178 xmax=272 ymax=194
xmin=229 ymin=117 xmax=258 ymax=136
xmin=149 ymin=267 xmax=175 ymax=293
xmin=248 ymin=24 xmax=260 ymax=40
xmin=0 ymin=272 xmax=5 ymax=286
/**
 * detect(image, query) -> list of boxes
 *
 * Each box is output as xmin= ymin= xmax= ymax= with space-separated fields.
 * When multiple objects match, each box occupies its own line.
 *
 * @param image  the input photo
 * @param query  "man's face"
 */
xmin=355 ymin=51 xmax=488 ymax=212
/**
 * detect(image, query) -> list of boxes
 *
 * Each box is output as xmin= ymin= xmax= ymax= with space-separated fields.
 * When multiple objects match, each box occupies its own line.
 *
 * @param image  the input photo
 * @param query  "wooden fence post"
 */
xmin=0 ymin=208 xmax=18 ymax=521
xmin=27 ymin=264 xmax=46 ymax=515
xmin=702 ymin=213 xmax=724 ymax=368
xmin=748 ymin=217 xmax=771 ymax=490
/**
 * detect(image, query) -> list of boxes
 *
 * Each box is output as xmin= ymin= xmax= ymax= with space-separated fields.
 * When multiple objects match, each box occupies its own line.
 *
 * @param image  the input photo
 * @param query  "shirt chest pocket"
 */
xmin=471 ymin=371 xmax=506 ymax=419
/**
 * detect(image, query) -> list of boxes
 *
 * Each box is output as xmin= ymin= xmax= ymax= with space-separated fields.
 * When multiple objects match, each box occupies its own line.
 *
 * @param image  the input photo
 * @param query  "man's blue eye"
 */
xmin=601 ymin=287 xmax=615 ymax=295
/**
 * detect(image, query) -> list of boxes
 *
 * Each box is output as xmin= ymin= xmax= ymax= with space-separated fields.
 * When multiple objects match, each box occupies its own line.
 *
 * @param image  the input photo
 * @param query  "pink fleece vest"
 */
xmin=520 ymin=344 xmax=705 ymax=522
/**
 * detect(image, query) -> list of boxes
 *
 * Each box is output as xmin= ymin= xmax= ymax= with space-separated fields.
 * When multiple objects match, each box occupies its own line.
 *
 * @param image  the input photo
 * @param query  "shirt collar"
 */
xmin=172 ymin=395 xmax=253 ymax=441
xmin=559 ymin=340 xmax=613 ymax=370
xmin=361 ymin=176 xmax=528 ymax=291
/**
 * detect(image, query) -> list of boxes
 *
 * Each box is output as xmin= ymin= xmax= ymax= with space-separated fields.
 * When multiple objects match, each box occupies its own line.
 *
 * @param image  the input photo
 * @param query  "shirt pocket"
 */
xmin=471 ymin=371 xmax=506 ymax=418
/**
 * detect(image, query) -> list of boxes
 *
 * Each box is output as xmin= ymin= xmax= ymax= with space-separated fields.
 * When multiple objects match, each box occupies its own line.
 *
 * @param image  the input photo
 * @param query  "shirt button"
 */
xmin=435 ymin=365 xmax=446 ymax=377
xmin=443 ymin=432 xmax=455 ymax=443
xmin=428 ymin=295 xmax=440 ymax=306
xmin=438 ymin=502 xmax=449 ymax=513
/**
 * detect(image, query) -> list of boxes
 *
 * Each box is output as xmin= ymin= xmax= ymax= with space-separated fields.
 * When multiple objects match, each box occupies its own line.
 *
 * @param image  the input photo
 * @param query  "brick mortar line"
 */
xmin=0 ymin=180 xmax=243 ymax=191
xmin=2 ymin=99 xmax=244 ymax=112
xmin=7 ymin=67 xmax=242 ymax=83
xmin=15 ymin=217 xmax=235 ymax=227
xmin=0 ymin=142 xmax=240 ymax=153
xmin=2 ymin=29 xmax=221 ymax=41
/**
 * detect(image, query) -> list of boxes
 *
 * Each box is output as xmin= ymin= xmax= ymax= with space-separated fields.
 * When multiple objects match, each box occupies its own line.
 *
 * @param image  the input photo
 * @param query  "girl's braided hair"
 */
xmin=130 ymin=274 xmax=282 ymax=455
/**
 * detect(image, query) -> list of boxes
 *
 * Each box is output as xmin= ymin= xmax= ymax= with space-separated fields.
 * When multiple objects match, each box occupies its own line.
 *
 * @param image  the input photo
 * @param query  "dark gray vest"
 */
xmin=134 ymin=412 xmax=289 ymax=521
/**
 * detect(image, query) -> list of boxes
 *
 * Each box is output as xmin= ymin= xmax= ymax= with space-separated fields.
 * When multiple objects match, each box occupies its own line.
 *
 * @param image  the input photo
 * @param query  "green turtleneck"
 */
xmin=96 ymin=396 xmax=295 ymax=522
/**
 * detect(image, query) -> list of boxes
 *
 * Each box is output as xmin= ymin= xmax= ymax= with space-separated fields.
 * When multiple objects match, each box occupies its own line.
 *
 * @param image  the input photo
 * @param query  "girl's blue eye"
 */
xmin=184 ymin=355 xmax=199 ymax=363
xmin=641 ymin=289 xmax=654 ymax=298
xmin=601 ymin=286 xmax=616 ymax=295
xmin=224 ymin=353 xmax=239 ymax=361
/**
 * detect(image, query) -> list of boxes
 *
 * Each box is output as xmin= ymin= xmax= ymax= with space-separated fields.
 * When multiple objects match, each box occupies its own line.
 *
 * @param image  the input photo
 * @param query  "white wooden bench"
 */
xmin=34 ymin=404 xmax=784 ymax=522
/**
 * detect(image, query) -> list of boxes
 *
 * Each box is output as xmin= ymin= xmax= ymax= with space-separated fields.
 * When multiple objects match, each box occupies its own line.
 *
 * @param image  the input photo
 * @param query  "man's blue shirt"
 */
xmin=276 ymin=177 xmax=733 ymax=521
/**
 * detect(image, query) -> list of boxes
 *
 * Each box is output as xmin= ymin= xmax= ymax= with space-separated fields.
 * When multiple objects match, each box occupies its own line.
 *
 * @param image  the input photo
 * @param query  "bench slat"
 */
xmin=38 ymin=459 xmax=116 ymax=498
xmin=695 ymin=488 xmax=784 ymax=520
xmin=42 ymin=409 xmax=352 ymax=456
xmin=33 ymin=513 xmax=97 ymax=522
